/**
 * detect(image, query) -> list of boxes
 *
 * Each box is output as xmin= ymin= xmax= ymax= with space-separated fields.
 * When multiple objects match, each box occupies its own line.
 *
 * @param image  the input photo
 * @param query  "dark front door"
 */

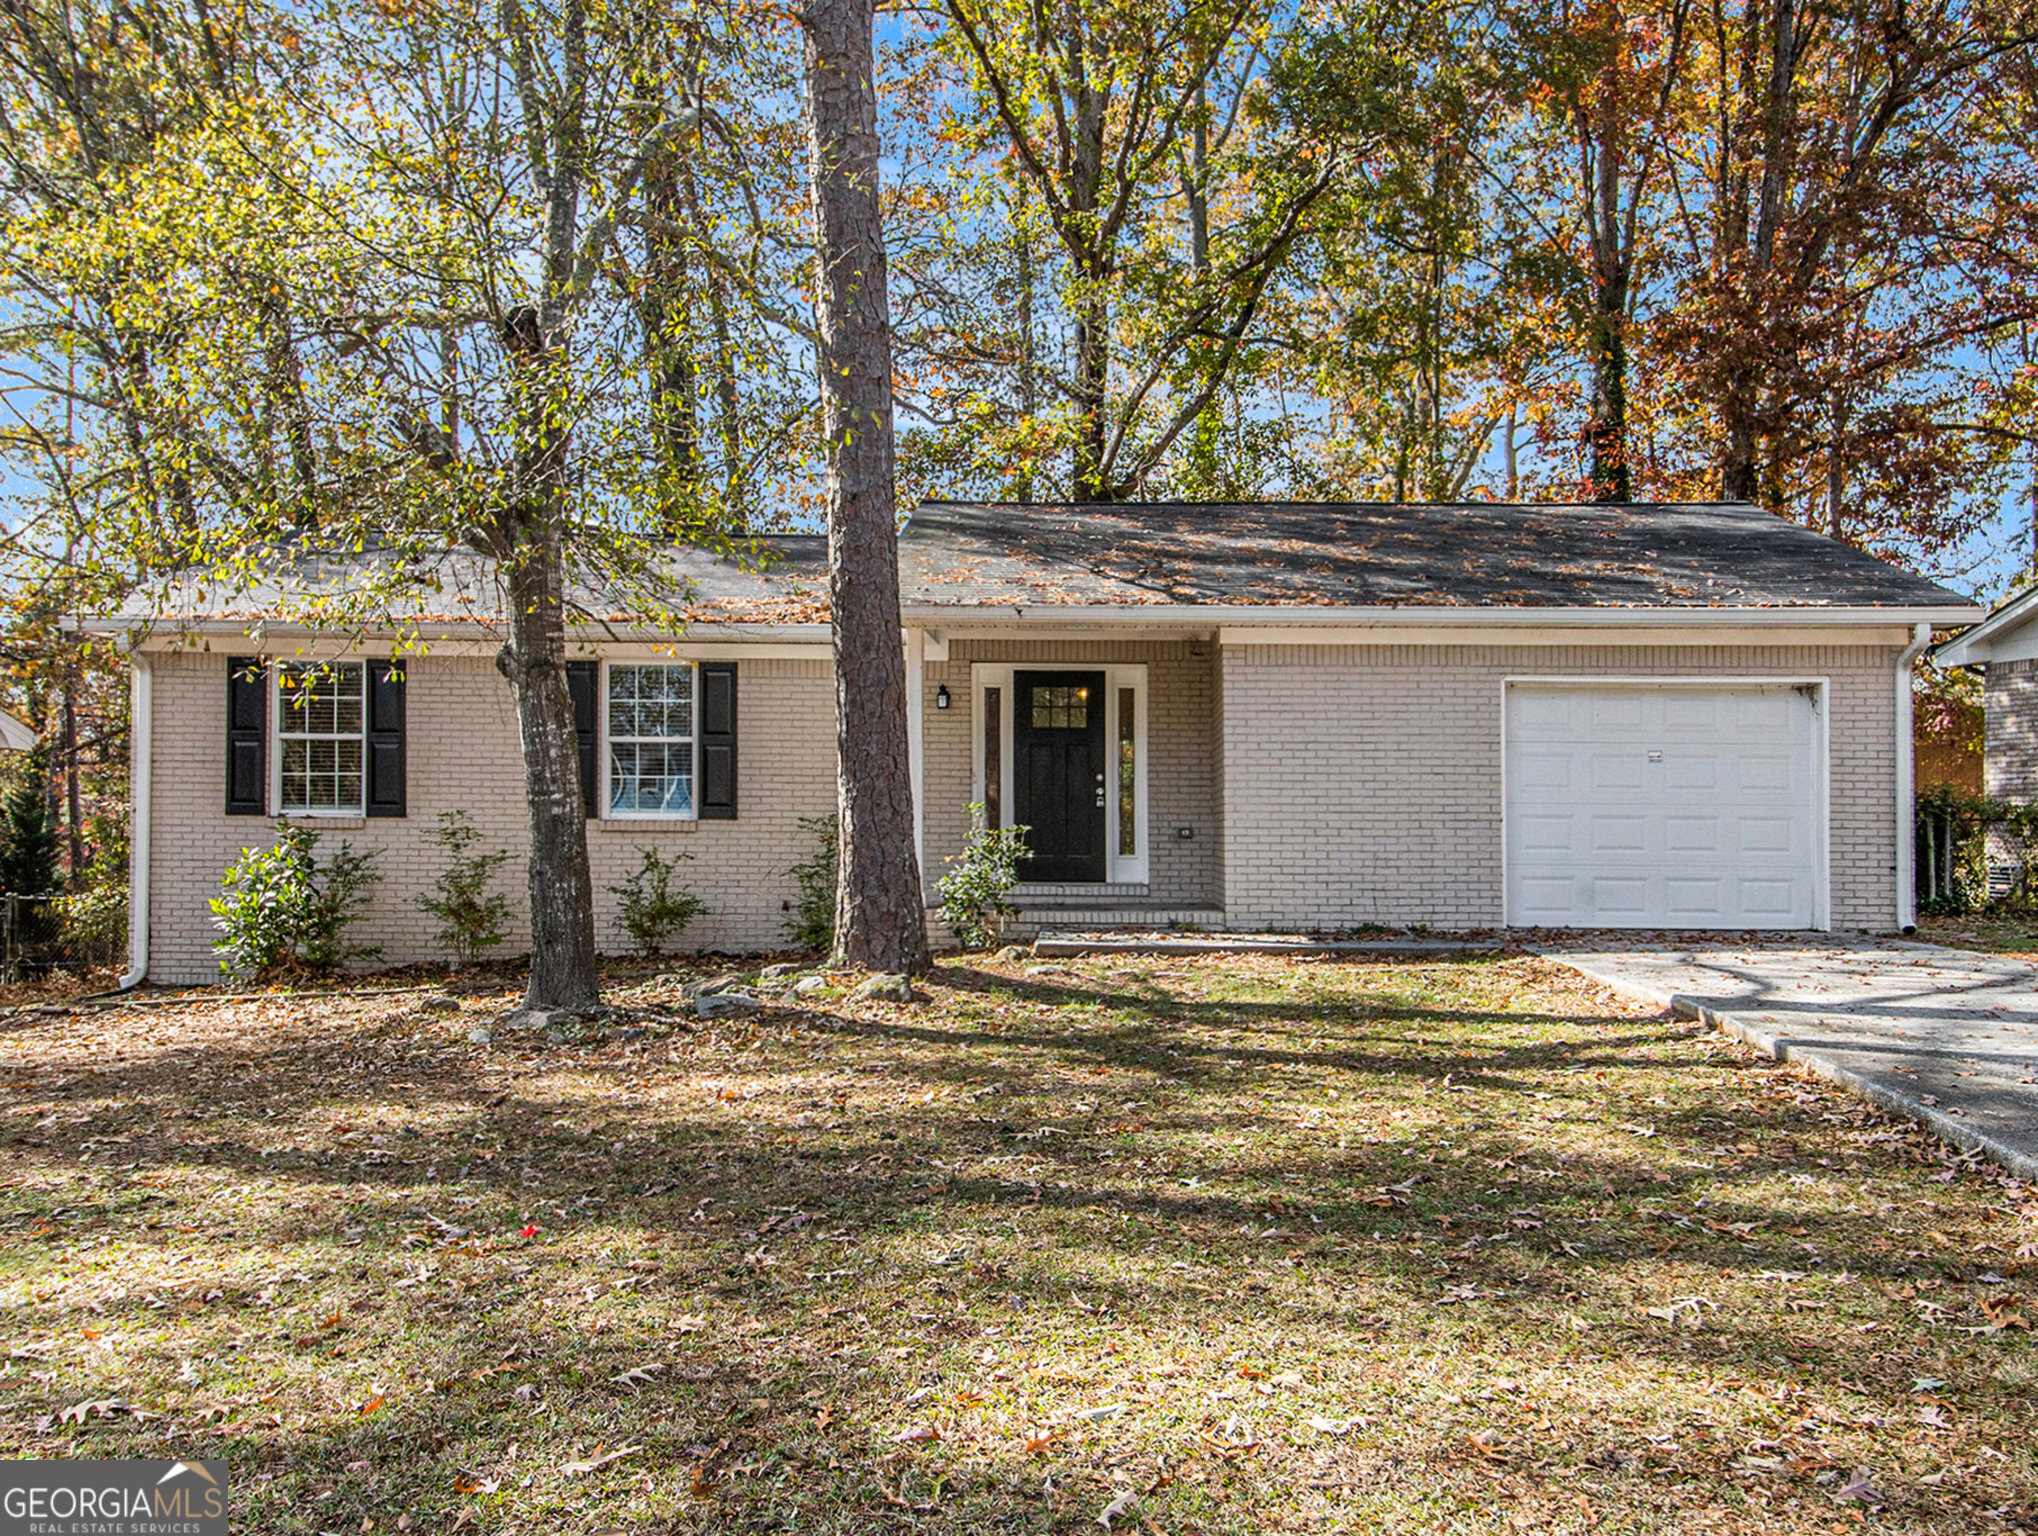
xmin=1013 ymin=670 xmax=1107 ymax=882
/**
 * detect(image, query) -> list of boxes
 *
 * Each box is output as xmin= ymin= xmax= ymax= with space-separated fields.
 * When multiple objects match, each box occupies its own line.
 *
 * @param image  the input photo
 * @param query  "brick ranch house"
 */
xmin=83 ymin=500 xmax=1980 ymax=986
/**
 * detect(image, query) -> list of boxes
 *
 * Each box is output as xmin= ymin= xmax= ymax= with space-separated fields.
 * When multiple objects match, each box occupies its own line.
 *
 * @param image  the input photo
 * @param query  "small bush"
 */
xmin=210 ymin=822 xmax=381 ymax=978
xmin=1917 ymin=785 xmax=2038 ymax=914
xmin=416 ymin=811 xmax=512 ymax=967
xmin=785 ymin=812 xmax=839 ymax=951
xmin=938 ymin=804 xmax=1029 ymax=950
xmin=608 ymin=846 xmax=706 ymax=957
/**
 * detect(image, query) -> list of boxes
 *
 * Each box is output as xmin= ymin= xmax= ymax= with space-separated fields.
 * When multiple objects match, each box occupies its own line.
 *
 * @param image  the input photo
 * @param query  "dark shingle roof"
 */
xmin=896 ymin=501 xmax=1974 ymax=610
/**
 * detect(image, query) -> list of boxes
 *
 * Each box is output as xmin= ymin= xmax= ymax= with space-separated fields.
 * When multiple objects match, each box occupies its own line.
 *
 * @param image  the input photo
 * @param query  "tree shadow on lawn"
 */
xmin=5 ymin=966 xmax=2032 ymax=1532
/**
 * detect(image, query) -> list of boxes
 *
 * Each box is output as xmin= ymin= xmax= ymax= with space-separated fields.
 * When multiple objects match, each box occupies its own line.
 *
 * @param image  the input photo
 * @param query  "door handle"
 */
xmin=1094 ymin=772 xmax=1106 ymax=809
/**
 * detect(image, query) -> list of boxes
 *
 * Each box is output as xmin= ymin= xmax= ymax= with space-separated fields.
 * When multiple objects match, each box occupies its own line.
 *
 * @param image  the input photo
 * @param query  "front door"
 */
xmin=1013 ymin=670 xmax=1106 ymax=882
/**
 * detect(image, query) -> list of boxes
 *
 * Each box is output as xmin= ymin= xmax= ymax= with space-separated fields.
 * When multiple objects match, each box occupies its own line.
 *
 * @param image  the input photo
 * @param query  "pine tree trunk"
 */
xmin=802 ymin=0 xmax=929 ymax=976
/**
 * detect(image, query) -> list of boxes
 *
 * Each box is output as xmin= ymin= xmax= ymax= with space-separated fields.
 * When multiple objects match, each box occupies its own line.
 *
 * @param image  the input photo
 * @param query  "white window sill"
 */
xmin=276 ymin=812 xmax=368 ymax=829
xmin=596 ymin=816 xmax=698 ymax=832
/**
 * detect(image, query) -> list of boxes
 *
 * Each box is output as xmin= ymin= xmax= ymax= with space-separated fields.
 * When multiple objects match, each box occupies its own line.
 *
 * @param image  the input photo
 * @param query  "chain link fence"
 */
xmin=1915 ymin=787 xmax=2038 ymax=914
xmin=0 ymin=887 xmax=126 ymax=982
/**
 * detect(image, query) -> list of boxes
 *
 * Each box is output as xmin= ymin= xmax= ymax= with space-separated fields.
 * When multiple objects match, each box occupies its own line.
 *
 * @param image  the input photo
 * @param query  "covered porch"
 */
xmin=911 ymin=630 xmax=1227 ymax=935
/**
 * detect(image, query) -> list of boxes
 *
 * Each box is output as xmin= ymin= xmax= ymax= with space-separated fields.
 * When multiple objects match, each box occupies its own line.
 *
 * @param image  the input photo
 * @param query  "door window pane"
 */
xmin=1117 ymin=686 xmax=1136 ymax=856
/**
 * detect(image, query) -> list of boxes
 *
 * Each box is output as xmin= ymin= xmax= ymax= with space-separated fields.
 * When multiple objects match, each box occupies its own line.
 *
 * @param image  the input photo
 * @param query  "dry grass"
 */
xmin=1 ymin=953 xmax=2034 ymax=1535
xmin=1919 ymin=915 xmax=2038 ymax=961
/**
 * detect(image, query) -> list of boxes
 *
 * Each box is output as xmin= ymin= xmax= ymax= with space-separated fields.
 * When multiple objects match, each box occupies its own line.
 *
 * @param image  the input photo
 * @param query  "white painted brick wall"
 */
xmin=144 ymin=650 xmax=835 ymax=983
xmin=1219 ymin=642 xmax=1904 ymax=931
xmin=1986 ymin=658 xmax=2037 ymax=802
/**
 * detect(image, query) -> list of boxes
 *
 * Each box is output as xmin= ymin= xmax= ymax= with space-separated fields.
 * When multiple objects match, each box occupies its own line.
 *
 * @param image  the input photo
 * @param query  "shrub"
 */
xmin=785 ymin=812 xmax=839 ymax=951
xmin=210 ymin=822 xmax=381 ymax=978
xmin=416 ymin=811 xmax=512 ymax=967
xmin=938 ymin=804 xmax=1029 ymax=950
xmin=607 ymin=847 xmax=706 ymax=956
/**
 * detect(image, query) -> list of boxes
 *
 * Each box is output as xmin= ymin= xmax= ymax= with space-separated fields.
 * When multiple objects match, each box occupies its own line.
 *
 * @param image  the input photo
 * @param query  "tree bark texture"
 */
xmin=497 ymin=526 xmax=602 ymax=1012
xmin=802 ymin=0 xmax=930 ymax=976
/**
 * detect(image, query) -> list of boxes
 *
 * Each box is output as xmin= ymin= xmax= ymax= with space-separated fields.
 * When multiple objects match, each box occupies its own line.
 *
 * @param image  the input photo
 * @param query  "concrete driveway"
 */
xmin=1545 ymin=939 xmax=2038 ymax=1178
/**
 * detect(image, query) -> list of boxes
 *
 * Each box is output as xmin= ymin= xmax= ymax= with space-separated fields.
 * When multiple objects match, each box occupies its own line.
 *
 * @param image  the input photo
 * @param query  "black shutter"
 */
xmin=225 ymin=657 xmax=267 ymax=816
xmin=365 ymin=660 xmax=407 ymax=817
xmin=566 ymin=660 xmax=600 ymax=818
xmin=698 ymin=661 xmax=737 ymax=820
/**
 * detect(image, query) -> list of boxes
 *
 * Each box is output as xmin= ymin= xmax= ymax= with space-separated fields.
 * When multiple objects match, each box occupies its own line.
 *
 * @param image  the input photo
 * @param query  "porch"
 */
xmin=914 ymin=634 xmax=1227 ymax=930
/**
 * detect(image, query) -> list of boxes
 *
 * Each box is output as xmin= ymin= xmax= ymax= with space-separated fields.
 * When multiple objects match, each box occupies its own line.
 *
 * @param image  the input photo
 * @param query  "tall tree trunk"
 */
xmin=496 ymin=530 xmax=602 ymax=1012
xmin=802 ymin=0 xmax=929 ymax=976
xmin=1072 ymin=284 xmax=1110 ymax=500
xmin=60 ymin=654 xmax=82 ymax=878
xmin=1015 ymin=211 xmax=1036 ymax=505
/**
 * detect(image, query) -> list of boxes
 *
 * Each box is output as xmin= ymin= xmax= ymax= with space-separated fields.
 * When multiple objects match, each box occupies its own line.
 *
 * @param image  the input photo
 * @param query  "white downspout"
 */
xmin=119 ymin=650 xmax=153 ymax=989
xmin=1894 ymin=621 xmax=1930 ymax=934
xmin=904 ymin=627 xmax=926 ymax=900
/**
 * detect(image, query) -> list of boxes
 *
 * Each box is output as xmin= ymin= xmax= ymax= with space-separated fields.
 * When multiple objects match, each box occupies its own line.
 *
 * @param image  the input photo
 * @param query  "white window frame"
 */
xmin=972 ymin=662 xmax=1148 ymax=884
xmin=271 ymin=660 xmax=368 ymax=818
xmin=601 ymin=659 xmax=700 ymax=821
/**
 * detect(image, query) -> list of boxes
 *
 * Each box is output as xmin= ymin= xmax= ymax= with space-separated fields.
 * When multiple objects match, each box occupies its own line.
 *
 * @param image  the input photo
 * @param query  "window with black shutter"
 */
xmin=365 ymin=660 xmax=407 ymax=817
xmin=226 ymin=656 xmax=267 ymax=816
xmin=698 ymin=662 xmax=737 ymax=819
xmin=565 ymin=659 xmax=599 ymax=817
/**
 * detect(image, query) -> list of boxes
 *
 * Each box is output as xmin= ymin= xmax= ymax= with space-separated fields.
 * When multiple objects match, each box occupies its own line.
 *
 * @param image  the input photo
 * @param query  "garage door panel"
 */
xmin=1590 ymin=754 xmax=1645 ymax=791
xmin=1506 ymin=684 xmax=1821 ymax=929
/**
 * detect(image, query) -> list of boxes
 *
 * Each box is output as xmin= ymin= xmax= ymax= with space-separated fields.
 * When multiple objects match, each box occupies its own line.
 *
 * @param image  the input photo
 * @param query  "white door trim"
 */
xmin=1500 ymin=677 xmax=1832 ymax=931
xmin=973 ymin=663 xmax=1148 ymax=884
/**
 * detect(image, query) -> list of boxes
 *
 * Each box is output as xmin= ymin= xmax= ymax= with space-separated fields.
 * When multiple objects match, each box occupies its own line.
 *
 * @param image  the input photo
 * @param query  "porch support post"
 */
xmin=904 ymin=626 xmax=927 ymax=902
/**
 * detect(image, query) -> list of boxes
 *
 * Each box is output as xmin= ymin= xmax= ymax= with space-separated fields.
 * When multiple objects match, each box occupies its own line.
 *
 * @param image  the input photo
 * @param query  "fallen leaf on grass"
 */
xmin=1097 ymin=1489 xmax=1136 ymax=1528
xmin=1075 ymin=1402 xmax=1127 ymax=1422
xmin=1021 ymin=1430 xmax=1058 ymax=1453
xmin=451 ymin=1472 xmax=499 ymax=1495
xmin=1465 ymin=1430 xmax=1508 ymax=1462
xmin=559 ymin=1444 xmax=642 ymax=1476
xmin=358 ymin=1394 xmax=385 ymax=1416
xmin=1834 ymin=1468 xmax=1876 ymax=1503
xmin=892 ymin=1425 xmax=939 ymax=1444
xmin=609 ymin=1363 xmax=664 ymax=1388
xmin=58 ymin=1399 xmax=131 ymax=1424
xmin=1300 ymin=1416 xmax=1354 ymax=1435
xmin=672 ymin=1314 xmax=708 ymax=1334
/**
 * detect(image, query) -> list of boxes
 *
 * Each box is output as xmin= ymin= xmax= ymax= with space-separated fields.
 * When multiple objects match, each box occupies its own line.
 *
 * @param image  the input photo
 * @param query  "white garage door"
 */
xmin=1505 ymin=683 xmax=1823 ymax=929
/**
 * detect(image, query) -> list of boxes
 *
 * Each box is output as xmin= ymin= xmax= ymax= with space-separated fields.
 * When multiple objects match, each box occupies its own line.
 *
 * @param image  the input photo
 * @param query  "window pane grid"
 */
xmin=1030 ymin=684 xmax=1089 ymax=729
xmin=277 ymin=663 xmax=365 ymax=813
xmin=608 ymin=663 xmax=696 ymax=816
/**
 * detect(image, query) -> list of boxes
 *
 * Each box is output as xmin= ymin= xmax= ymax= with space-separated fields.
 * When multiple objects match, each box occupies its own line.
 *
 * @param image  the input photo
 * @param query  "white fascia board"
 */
xmin=109 ymin=621 xmax=832 ymax=657
xmin=1934 ymin=585 xmax=2038 ymax=665
xmin=905 ymin=602 xmax=1980 ymax=631
xmin=1221 ymin=622 xmax=1927 ymax=648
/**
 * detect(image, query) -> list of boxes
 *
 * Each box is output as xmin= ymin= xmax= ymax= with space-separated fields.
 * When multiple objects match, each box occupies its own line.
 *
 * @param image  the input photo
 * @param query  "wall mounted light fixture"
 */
xmin=935 ymin=684 xmax=951 ymax=709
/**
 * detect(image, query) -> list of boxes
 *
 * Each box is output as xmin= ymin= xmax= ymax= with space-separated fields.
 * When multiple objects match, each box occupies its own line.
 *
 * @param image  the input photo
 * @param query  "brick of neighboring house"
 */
xmin=1986 ymin=658 xmax=2038 ymax=804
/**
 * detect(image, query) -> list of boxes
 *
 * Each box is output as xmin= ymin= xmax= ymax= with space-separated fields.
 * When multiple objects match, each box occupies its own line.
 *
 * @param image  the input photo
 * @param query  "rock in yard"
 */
xmin=466 ymin=1026 xmax=494 ymax=1045
xmin=789 ymin=975 xmax=831 ymax=997
xmin=504 ymin=1007 xmax=578 ymax=1033
xmin=680 ymin=973 xmax=742 ymax=1003
xmin=759 ymin=962 xmax=803 ymax=981
xmin=1025 ymin=964 xmax=1075 ymax=979
xmin=421 ymin=993 xmax=463 ymax=1013
xmin=996 ymin=945 xmax=1031 ymax=962
xmin=694 ymin=990 xmax=763 ymax=1018
xmin=853 ymin=973 xmax=915 ymax=1003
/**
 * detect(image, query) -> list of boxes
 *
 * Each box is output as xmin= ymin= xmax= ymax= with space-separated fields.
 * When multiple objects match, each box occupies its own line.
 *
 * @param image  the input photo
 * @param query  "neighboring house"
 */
xmin=0 ymin=710 xmax=34 ymax=752
xmin=81 ymin=500 xmax=1980 ymax=985
xmin=1935 ymin=582 xmax=2038 ymax=809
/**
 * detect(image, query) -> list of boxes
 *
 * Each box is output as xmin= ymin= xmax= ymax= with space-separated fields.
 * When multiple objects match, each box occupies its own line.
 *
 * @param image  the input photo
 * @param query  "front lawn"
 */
xmin=1919 ymin=914 xmax=2038 ymax=961
xmin=1 ymin=955 xmax=2033 ymax=1533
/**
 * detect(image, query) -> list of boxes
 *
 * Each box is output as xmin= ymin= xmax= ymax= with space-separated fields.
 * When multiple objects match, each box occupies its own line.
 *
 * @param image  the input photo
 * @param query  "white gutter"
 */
xmin=1894 ymin=622 xmax=1931 ymax=934
xmin=119 ymin=653 xmax=153 ymax=989
xmin=899 ymin=602 xmax=1982 ymax=628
